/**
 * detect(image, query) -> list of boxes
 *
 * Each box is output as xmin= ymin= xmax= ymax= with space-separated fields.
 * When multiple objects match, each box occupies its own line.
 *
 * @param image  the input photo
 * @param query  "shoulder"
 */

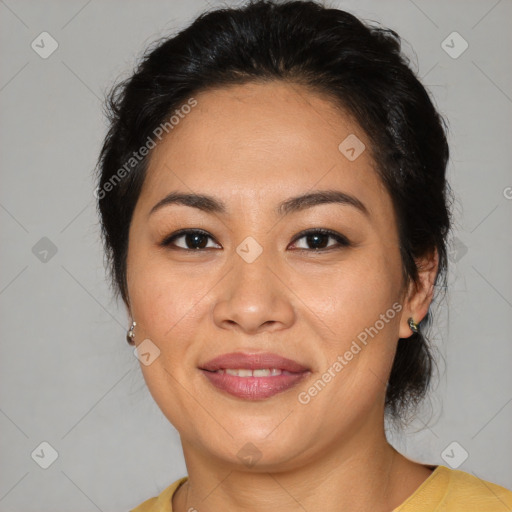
xmin=395 ymin=465 xmax=512 ymax=511
xmin=441 ymin=467 xmax=512 ymax=510
xmin=130 ymin=477 xmax=188 ymax=512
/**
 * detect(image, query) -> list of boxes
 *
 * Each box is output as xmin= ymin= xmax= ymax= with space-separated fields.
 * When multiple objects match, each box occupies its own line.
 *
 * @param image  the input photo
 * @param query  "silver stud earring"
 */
xmin=127 ymin=321 xmax=136 ymax=344
xmin=408 ymin=317 xmax=419 ymax=334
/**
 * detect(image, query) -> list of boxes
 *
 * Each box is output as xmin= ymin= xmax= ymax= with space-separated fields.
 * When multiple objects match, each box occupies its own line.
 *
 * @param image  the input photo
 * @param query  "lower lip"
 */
xmin=200 ymin=370 xmax=310 ymax=400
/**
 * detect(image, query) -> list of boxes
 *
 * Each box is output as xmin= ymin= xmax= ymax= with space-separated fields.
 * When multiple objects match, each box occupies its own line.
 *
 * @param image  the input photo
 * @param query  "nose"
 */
xmin=212 ymin=248 xmax=295 ymax=334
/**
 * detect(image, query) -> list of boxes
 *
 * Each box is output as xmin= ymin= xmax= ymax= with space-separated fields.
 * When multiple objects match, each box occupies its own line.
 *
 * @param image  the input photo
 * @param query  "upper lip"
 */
xmin=200 ymin=352 xmax=309 ymax=373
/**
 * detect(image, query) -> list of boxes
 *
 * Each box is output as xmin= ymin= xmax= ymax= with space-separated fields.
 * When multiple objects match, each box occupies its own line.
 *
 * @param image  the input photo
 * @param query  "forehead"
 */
xmin=140 ymin=81 xmax=388 ymax=216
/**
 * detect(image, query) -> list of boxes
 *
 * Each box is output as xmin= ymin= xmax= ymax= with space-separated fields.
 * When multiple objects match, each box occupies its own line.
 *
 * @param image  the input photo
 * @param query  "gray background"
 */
xmin=1 ymin=0 xmax=511 ymax=510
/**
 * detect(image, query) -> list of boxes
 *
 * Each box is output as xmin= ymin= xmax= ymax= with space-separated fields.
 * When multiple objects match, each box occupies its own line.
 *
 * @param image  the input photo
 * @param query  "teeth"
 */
xmin=226 ymin=368 xmax=252 ymax=377
xmin=253 ymin=369 xmax=270 ymax=377
xmin=218 ymin=368 xmax=283 ymax=377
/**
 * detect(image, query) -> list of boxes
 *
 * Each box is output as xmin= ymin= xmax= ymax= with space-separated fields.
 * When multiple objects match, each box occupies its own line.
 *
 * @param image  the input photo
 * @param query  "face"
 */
xmin=126 ymin=81 xmax=412 ymax=470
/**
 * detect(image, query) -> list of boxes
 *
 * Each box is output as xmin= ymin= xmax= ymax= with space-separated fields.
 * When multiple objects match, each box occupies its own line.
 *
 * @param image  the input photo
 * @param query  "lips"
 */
xmin=199 ymin=352 xmax=310 ymax=400
xmin=200 ymin=352 xmax=309 ymax=373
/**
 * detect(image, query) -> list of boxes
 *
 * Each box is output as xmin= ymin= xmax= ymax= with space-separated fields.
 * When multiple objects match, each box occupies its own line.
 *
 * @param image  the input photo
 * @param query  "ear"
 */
xmin=399 ymin=248 xmax=439 ymax=339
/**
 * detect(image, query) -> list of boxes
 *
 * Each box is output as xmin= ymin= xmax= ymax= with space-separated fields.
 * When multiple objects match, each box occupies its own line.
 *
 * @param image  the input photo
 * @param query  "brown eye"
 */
xmin=161 ymin=228 xmax=350 ymax=252
xmin=161 ymin=229 xmax=221 ymax=250
xmin=290 ymin=229 xmax=351 ymax=251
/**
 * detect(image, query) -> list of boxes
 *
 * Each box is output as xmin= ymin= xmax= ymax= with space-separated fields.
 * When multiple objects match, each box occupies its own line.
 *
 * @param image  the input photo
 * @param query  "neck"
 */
xmin=173 ymin=415 xmax=425 ymax=512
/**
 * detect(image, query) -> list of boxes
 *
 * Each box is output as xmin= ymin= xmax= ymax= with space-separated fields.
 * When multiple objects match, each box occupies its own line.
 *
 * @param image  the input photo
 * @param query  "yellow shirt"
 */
xmin=130 ymin=465 xmax=512 ymax=511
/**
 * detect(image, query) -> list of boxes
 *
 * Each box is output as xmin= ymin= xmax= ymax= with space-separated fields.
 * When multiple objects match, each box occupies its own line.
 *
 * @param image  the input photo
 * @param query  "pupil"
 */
xmin=183 ymin=233 xmax=330 ymax=250
xmin=308 ymin=234 xmax=327 ymax=249
xmin=187 ymin=233 xmax=207 ymax=249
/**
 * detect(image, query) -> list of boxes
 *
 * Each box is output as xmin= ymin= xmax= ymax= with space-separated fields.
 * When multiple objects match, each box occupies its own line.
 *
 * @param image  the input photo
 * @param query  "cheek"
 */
xmin=294 ymin=248 xmax=402 ymax=401
xmin=127 ymin=246 xmax=211 ymax=340
xmin=127 ymin=250 xmax=213 ymax=431
xmin=294 ymin=248 xmax=403 ymax=341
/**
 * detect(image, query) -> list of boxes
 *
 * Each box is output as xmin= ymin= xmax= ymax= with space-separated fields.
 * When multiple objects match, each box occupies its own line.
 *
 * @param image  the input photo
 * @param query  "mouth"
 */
xmin=199 ymin=352 xmax=311 ymax=400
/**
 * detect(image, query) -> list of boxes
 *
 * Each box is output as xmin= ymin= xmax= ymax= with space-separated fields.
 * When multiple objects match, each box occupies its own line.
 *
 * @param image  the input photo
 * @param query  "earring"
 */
xmin=127 ymin=321 xmax=136 ymax=344
xmin=408 ymin=317 xmax=419 ymax=334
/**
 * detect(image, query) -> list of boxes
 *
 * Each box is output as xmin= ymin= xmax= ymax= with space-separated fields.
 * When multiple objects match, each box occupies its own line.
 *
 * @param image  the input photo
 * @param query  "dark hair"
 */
xmin=96 ymin=0 xmax=451 ymax=423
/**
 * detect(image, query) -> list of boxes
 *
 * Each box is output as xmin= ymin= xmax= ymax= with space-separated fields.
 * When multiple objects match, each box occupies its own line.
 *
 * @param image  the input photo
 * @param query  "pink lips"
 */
xmin=199 ymin=352 xmax=310 ymax=400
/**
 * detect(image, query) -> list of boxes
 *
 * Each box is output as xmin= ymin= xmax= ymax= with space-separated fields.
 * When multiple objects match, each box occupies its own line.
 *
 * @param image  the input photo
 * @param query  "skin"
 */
xmin=125 ymin=81 xmax=438 ymax=512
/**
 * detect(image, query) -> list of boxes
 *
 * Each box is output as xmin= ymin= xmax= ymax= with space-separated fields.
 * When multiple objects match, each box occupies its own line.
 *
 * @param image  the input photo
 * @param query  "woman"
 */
xmin=95 ymin=1 xmax=512 ymax=511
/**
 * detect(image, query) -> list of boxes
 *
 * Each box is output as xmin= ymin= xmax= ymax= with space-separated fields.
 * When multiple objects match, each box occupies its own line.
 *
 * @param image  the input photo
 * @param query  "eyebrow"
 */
xmin=148 ymin=189 xmax=369 ymax=218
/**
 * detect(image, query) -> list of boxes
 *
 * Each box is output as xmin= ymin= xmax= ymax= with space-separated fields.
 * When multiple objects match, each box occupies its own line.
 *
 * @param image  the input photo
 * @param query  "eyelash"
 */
xmin=160 ymin=228 xmax=351 ymax=252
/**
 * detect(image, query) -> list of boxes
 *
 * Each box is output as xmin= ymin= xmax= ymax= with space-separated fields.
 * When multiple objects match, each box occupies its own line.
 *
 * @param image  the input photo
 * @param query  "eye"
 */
xmin=160 ymin=228 xmax=351 ymax=252
xmin=289 ymin=228 xmax=351 ymax=251
xmin=160 ymin=229 xmax=221 ymax=250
